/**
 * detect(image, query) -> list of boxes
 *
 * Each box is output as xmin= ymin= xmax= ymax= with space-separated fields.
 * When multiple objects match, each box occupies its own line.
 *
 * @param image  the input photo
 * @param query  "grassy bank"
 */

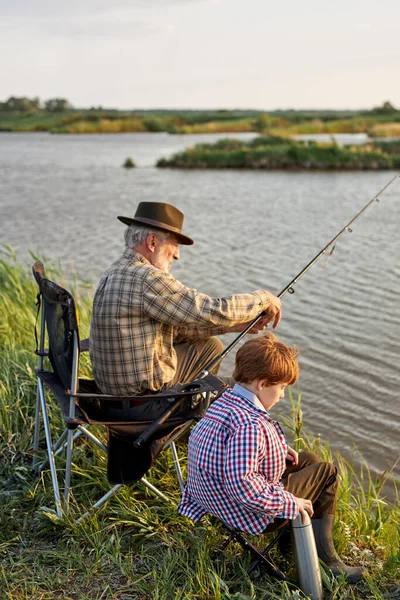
xmin=1 ymin=104 xmax=400 ymax=136
xmin=1 ymin=251 xmax=399 ymax=599
xmin=157 ymin=136 xmax=400 ymax=170
xmin=0 ymin=110 xmax=257 ymax=134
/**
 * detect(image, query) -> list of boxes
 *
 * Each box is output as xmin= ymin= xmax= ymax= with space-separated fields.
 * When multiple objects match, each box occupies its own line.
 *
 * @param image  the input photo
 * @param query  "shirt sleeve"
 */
xmin=223 ymin=423 xmax=299 ymax=520
xmin=174 ymin=325 xmax=230 ymax=342
xmin=142 ymin=269 xmax=272 ymax=328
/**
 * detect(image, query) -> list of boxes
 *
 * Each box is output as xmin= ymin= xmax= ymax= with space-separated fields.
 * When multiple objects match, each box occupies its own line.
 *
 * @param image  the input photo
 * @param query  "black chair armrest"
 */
xmin=133 ymin=395 xmax=188 ymax=448
xmin=133 ymin=375 xmax=227 ymax=448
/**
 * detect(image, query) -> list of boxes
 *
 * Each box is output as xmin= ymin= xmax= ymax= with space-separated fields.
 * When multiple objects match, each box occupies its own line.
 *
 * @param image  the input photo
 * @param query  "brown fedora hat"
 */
xmin=118 ymin=202 xmax=194 ymax=245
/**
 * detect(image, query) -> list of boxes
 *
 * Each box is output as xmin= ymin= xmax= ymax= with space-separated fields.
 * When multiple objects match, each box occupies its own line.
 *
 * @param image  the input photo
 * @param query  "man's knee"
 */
xmin=205 ymin=336 xmax=224 ymax=357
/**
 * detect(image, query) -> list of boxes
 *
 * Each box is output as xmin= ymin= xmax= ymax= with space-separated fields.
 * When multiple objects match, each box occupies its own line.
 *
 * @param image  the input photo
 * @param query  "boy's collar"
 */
xmin=232 ymin=383 xmax=270 ymax=415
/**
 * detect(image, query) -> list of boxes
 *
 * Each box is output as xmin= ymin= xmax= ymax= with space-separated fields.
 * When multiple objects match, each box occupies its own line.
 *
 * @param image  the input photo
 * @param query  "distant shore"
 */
xmin=1 ymin=104 xmax=400 ymax=137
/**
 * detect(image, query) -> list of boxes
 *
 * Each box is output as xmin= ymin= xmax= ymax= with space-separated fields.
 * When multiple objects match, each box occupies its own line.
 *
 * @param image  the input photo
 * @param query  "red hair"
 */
xmin=232 ymin=332 xmax=299 ymax=386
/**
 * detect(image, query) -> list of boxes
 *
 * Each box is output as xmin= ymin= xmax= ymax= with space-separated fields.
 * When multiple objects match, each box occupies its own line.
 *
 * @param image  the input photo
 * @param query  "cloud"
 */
xmin=0 ymin=0 xmax=200 ymax=18
xmin=0 ymin=7 xmax=176 ymax=40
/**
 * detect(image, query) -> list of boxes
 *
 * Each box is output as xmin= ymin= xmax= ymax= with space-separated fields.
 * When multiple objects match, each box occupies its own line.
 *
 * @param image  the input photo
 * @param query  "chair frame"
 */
xmin=31 ymin=262 xmax=224 ymax=521
xmin=213 ymin=521 xmax=290 ymax=581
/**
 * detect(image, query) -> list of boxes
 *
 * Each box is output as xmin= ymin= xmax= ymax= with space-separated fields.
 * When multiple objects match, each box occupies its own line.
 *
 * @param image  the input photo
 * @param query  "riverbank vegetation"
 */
xmin=157 ymin=137 xmax=400 ymax=170
xmin=0 ymin=250 xmax=399 ymax=598
xmin=1 ymin=96 xmax=400 ymax=137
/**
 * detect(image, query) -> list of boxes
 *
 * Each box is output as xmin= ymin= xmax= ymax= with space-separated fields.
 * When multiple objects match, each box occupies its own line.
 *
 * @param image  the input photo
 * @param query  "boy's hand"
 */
xmin=295 ymin=497 xmax=314 ymax=523
xmin=286 ymin=446 xmax=298 ymax=465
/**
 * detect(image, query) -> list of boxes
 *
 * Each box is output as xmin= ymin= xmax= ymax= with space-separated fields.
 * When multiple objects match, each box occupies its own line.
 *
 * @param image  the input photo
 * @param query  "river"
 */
xmin=1 ymin=131 xmax=399 ymax=500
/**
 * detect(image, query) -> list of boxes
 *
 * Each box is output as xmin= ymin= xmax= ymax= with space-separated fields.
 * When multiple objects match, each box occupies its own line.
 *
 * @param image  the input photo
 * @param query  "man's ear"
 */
xmin=147 ymin=234 xmax=157 ymax=252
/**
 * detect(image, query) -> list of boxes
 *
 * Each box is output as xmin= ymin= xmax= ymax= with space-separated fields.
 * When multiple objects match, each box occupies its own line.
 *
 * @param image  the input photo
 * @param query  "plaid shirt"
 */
xmin=89 ymin=249 xmax=273 ymax=395
xmin=178 ymin=385 xmax=299 ymax=534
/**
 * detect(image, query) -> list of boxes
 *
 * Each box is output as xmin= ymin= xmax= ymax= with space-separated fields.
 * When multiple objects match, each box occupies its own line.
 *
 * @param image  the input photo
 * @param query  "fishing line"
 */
xmin=322 ymin=244 xmax=336 ymax=270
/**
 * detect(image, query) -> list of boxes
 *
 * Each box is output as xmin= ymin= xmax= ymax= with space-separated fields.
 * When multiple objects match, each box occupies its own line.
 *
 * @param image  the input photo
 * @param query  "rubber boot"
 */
xmin=312 ymin=515 xmax=365 ymax=583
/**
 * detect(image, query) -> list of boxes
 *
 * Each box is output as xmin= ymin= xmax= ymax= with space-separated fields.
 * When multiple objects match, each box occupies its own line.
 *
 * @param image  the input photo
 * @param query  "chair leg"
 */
xmin=76 ymin=484 xmax=123 ymax=524
xmin=212 ymin=529 xmax=237 ymax=560
xmin=64 ymin=428 xmax=75 ymax=509
xmin=230 ymin=530 xmax=289 ymax=581
xmin=36 ymin=428 xmax=78 ymax=474
xmin=78 ymin=425 xmax=107 ymax=452
xmin=141 ymin=477 xmax=172 ymax=502
xmin=214 ymin=524 xmax=290 ymax=582
xmin=169 ymin=442 xmax=185 ymax=493
xmin=247 ymin=527 xmax=289 ymax=575
xmin=53 ymin=428 xmax=69 ymax=455
xmin=37 ymin=379 xmax=63 ymax=517
xmin=32 ymin=385 xmax=42 ymax=471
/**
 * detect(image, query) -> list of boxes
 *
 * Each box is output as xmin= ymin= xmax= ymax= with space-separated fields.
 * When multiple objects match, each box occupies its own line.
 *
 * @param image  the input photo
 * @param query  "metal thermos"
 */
xmin=291 ymin=514 xmax=323 ymax=600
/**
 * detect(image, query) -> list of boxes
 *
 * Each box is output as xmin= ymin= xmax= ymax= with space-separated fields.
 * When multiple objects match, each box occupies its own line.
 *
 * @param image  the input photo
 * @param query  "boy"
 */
xmin=178 ymin=333 xmax=364 ymax=583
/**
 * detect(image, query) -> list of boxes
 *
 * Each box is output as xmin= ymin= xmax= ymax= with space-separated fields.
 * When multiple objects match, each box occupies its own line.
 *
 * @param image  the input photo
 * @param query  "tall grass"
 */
xmin=0 ymin=252 xmax=399 ymax=599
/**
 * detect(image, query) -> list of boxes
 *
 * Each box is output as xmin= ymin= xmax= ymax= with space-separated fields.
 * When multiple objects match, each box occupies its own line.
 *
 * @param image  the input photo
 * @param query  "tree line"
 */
xmin=0 ymin=96 xmax=73 ymax=113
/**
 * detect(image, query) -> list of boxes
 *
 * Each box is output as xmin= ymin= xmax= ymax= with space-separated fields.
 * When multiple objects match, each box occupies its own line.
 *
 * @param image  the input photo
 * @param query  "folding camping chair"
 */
xmin=31 ymin=261 xmax=226 ymax=522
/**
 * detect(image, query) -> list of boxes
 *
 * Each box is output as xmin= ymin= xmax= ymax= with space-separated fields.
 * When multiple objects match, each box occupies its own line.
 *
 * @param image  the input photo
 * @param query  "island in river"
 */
xmin=156 ymin=136 xmax=400 ymax=170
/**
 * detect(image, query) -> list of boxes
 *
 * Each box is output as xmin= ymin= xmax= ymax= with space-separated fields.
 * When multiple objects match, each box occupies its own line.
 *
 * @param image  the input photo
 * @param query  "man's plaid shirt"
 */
xmin=89 ymin=249 xmax=274 ymax=395
xmin=178 ymin=385 xmax=299 ymax=534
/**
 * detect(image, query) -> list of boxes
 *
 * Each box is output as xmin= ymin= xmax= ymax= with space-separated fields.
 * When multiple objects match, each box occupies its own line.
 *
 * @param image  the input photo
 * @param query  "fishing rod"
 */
xmin=134 ymin=172 xmax=399 ymax=446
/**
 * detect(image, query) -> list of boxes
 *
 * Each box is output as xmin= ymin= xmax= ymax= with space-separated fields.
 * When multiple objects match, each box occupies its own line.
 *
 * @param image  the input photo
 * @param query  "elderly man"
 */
xmin=89 ymin=202 xmax=282 ymax=421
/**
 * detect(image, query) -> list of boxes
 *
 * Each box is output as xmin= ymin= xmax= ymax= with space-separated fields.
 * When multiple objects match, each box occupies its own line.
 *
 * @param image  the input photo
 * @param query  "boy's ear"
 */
xmin=258 ymin=379 xmax=270 ymax=390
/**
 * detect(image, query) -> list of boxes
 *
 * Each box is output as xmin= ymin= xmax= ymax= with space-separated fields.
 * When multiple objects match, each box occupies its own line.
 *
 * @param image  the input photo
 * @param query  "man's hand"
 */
xmin=263 ymin=292 xmax=282 ymax=329
xmin=227 ymin=319 xmax=268 ymax=334
xmin=226 ymin=292 xmax=282 ymax=335
xmin=295 ymin=497 xmax=314 ymax=524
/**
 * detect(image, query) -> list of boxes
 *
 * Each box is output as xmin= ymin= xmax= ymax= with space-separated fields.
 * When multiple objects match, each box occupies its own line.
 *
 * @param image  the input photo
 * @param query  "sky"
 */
xmin=1 ymin=0 xmax=399 ymax=111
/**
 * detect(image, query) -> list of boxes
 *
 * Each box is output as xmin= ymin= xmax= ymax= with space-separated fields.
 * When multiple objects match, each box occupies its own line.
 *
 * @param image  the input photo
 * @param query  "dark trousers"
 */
xmin=265 ymin=451 xmax=338 ymax=532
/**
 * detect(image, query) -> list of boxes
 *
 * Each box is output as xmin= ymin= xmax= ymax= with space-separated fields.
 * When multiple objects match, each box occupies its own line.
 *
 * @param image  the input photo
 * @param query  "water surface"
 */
xmin=1 ymin=132 xmax=399 ymax=499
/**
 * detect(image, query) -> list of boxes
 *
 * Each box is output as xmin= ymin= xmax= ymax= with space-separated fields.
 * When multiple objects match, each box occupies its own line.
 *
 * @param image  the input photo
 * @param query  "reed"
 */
xmin=269 ymin=118 xmax=374 ymax=136
xmin=0 ymin=253 xmax=399 ymax=599
xmin=168 ymin=119 xmax=255 ymax=134
xmin=368 ymin=122 xmax=400 ymax=138
xmin=51 ymin=118 xmax=148 ymax=134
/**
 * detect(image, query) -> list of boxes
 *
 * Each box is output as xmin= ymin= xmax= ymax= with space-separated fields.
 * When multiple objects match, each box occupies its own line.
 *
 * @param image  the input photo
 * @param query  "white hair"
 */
xmin=124 ymin=224 xmax=170 ymax=249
